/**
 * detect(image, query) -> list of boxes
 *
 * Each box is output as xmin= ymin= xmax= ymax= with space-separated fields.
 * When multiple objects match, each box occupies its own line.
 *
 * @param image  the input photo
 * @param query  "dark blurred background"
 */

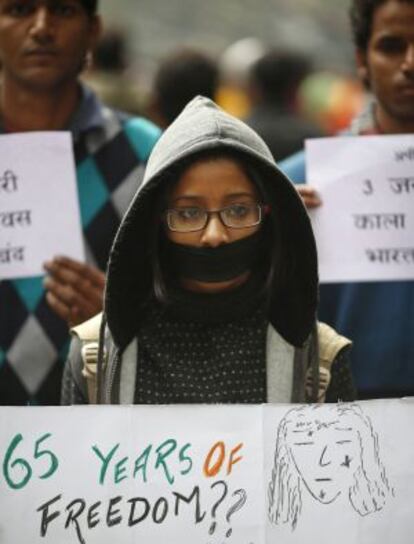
xmin=99 ymin=0 xmax=354 ymax=75
xmin=87 ymin=1 xmax=364 ymax=137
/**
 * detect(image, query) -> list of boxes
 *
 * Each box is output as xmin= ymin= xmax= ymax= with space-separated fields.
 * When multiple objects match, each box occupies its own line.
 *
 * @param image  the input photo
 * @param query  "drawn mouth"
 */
xmin=315 ymin=478 xmax=332 ymax=482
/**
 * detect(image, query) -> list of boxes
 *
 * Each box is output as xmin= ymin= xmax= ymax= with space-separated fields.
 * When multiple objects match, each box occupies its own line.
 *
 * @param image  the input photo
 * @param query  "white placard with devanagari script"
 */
xmin=0 ymin=132 xmax=84 ymax=279
xmin=306 ymin=134 xmax=414 ymax=282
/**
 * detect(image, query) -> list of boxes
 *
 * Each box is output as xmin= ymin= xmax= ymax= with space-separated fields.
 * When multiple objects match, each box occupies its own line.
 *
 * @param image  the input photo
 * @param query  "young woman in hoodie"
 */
xmin=61 ymin=97 xmax=355 ymax=405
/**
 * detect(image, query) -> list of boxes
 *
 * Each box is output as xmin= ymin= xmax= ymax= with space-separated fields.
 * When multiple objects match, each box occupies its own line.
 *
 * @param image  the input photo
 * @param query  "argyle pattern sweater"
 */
xmin=0 ymin=97 xmax=160 ymax=405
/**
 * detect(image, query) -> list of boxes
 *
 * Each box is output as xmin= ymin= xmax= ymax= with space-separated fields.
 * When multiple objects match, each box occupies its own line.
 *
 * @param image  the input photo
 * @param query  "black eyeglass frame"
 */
xmin=164 ymin=203 xmax=270 ymax=233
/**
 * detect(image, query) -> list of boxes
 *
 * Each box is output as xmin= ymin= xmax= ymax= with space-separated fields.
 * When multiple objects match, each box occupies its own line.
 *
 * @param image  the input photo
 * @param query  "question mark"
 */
xmin=208 ymin=480 xmax=228 ymax=535
xmin=225 ymin=488 xmax=247 ymax=538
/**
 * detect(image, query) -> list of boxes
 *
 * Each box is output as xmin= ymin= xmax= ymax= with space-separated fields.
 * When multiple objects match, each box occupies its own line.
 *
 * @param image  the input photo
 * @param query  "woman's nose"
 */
xmin=199 ymin=214 xmax=230 ymax=247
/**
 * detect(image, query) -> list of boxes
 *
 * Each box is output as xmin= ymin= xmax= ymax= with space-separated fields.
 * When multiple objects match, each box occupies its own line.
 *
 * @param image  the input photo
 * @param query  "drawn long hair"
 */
xmin=268 ymin=404 xmax=393 ymax=530
xmin=268 ymin=409 xmax=303 ymax=530
xmin=343 ymin=404 xmax=393 ymax=515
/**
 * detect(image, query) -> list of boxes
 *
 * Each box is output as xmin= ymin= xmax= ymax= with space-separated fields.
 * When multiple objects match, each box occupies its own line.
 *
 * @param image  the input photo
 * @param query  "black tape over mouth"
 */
xmin=163 ymin=229 xmax=266 ymax=283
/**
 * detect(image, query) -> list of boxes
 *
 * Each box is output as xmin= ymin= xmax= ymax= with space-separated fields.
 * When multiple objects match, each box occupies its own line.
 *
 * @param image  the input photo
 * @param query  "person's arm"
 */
xmin=325 ymin=347 xmax=357 ymax=402
xmin=43 ymin=256 xmax=105 ymax=326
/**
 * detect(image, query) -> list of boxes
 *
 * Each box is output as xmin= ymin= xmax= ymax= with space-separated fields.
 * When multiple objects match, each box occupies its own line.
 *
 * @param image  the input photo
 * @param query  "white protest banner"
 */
xmin=305 ymin=135 xmax=414 ymax=282
xmin=0 ymin=405 xmax=263 ymax=544
xmin=0 ymin=400 xmax=413 ymax=543
xmin=0 ymin=132 xmax=84 ymax=279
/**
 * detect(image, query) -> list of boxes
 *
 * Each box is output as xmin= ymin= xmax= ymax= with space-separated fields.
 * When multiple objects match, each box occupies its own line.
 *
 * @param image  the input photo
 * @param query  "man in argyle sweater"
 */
xmin=0 ymin=0 xmax=160 ymax=405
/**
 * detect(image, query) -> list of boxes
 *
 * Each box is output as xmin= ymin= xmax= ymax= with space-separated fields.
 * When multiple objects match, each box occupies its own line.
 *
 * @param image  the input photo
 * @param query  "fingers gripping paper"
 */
xmin=0 ymin=400 xmax=412 ymax=543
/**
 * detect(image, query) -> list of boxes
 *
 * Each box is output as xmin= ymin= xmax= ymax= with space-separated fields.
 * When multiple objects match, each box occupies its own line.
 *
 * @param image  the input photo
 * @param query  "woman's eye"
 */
xmin=177 ymin=208 xmax=202 ymax=221
xmin=227 ymin=204 xmax=251 ymax=217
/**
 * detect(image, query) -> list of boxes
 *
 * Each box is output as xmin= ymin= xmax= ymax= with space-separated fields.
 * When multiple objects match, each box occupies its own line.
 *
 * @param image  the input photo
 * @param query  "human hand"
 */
xmin=43 ymin=256 xmax=105 ymax=327
xmin=295 ymin=184 xmax=322 ymax=209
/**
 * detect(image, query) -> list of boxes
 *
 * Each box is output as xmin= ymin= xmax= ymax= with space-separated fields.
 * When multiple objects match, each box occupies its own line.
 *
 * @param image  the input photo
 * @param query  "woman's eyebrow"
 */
xmin=334 ymin=427 xmax=353 ymax=432
xmin=170 ymin=195 xmax=204 ymax=204
xmin=170 ymin=192 xmax=257 ymax=204
xmin=222 ymin=192 xmax=257 ymax=199
xmin=169 ymin=195 xmax=204 ymax=208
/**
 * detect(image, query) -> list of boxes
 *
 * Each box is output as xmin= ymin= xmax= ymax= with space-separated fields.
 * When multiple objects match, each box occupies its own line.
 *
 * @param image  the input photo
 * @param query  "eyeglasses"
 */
xmin=165 ymin=203 xmax=268 ymax=233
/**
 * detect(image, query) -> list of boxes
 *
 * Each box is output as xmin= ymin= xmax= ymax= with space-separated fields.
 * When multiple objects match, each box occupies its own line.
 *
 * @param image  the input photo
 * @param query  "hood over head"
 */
xmin=105 ymin=96 xmax=318 ymax=350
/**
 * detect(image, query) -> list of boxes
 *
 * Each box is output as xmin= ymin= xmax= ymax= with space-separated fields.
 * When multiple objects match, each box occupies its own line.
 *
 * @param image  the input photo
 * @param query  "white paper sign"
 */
xmin=0 ymin=132 xmax=84 ymax=280
xmin=0 ymin=405 xmax=263 ymax=544
xmin=306 ymin=135 xmax=414 ymax=282
xmin=0 ymin=400 xmax=413 ymax=543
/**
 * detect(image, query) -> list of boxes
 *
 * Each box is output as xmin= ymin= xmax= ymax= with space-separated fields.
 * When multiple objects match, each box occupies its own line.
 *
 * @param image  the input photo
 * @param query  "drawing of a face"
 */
xmin=268 ymin=404 xmax=394 ymax=531
xmin=287 ymin=415 xmax=360 ymax=504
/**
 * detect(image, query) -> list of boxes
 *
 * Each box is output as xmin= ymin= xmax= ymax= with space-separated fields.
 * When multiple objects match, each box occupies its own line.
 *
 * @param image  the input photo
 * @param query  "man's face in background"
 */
xmin=356 ymin=0 xmax=414 ymax=130
xmin=0 ymin=0 xmax=100 ymax=92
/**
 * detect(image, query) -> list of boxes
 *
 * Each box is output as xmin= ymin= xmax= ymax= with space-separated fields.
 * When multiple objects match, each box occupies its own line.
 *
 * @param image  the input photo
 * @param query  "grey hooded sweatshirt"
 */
xmin=62 ymin=97 xmax=353 ymax=405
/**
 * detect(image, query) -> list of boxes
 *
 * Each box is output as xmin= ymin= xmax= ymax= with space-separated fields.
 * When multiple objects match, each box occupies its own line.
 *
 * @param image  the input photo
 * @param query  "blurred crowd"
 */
xmin=85 ymin=29 xmax=364 ymax=141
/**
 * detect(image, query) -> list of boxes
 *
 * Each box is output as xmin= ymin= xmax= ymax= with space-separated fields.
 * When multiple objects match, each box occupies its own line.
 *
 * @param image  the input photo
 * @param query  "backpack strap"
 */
xmin=305 ymin=322 xmax=352 ymax=403
xmin=71 ymin=313 xmax=103 ymax=404
xmin=317 ymin=322 xmax=352 ymax=369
